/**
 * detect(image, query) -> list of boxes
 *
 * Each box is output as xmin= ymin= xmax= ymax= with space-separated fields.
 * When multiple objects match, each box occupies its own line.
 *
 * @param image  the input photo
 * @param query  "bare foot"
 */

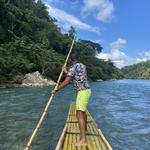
xmin=74 ymin=140 xmax=87 ymax=147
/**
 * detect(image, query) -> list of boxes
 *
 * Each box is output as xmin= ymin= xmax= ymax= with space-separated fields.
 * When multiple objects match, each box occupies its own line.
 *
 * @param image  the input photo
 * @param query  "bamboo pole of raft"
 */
xmin=88 ymin=111 xmax=113 ymax=150
xmin=25 ymin=35 xmax=76 ymax=150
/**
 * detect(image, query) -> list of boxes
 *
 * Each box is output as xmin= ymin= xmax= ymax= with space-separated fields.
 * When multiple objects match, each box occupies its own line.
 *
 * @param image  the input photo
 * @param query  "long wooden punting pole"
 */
xmin=25 ymin=35 xmax=76 ymax=150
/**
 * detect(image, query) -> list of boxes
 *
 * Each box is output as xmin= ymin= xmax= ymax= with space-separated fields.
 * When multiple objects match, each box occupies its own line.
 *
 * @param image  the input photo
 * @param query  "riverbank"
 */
xmin=0 ymin=83 xmax=23 ymax=88
xmin=0 ymin=71 xmax=56 ymax=88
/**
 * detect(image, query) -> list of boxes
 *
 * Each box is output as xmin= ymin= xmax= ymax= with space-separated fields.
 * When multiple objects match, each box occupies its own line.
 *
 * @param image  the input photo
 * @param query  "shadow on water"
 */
xmin=0 ymin=80 xmax=150 ymax=150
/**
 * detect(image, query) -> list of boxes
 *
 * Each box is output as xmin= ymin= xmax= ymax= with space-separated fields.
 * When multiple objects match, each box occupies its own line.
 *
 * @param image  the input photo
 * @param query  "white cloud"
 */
xmin=137 ymin=50 xmax=150 ymax=63
xmin=81 ymin=0 xmax=115 ymax=22
xmin=97 ymin=38 xmax=137 ymax=68
xmin=98 ymin=52 xmax=110 ymax=60
xmin=45 ymin=3 xmax=100 ymax=33
xmin=137 ymin=58 xmax=147 ymax=62
xmin=91 ymin=39 xmax=103 ymax=44
xmin=97 ymin=38 xmax=150 ymax=68
xmin=142 ymin=50 xmax=150 ymax=59
xmin=110 ymin=49 xmax=126 ymax=61
xmin=110 ymin=38 xmax=127 ymax=49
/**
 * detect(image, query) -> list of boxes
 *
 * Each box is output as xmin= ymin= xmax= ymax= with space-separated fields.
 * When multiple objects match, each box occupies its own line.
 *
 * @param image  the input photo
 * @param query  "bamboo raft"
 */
xmin=55 ymin=104 xmax=112 ymax=150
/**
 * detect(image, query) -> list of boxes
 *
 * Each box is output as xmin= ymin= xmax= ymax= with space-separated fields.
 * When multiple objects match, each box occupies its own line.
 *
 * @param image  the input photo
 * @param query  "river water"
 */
xmin=0 ymin=80 xmax=150 ymax=150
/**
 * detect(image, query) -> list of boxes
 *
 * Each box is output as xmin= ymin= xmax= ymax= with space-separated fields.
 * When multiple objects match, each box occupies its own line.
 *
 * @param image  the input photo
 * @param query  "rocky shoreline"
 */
xmin=0 ymin=71 xmax=56 ymax=88
xmin=0 ymin=83 xmax=23 ymax=88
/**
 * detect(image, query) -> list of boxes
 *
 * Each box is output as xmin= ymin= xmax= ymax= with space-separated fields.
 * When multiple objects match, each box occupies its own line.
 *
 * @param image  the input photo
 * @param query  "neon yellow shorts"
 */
xmin=76 ymin=89 xmax=91 ymax=112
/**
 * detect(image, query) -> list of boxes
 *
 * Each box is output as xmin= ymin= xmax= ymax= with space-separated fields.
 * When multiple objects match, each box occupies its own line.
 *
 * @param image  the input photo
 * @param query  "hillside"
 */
xmin=121 ymin=60 xmax=150 ymax=79
xmin=0 ymin=0 xmax=123 ymax=84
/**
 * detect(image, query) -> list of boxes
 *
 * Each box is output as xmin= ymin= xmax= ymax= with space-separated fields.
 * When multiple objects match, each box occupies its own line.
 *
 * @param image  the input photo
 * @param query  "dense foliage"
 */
xmin=0 ymin=0 xmax=123 ymax=83
xmin=121 ymin=60 xmax=150 ymax=79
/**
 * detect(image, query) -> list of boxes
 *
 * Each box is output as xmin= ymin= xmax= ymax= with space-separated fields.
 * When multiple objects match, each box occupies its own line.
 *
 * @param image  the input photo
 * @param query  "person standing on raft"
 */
xmin=51 ymin=53 xmax=91 ymax=147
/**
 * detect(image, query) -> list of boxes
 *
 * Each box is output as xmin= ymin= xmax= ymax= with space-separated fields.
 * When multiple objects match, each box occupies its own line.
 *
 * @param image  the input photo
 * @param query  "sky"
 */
xmin=42 ymin=0 xmax=150 ymax=68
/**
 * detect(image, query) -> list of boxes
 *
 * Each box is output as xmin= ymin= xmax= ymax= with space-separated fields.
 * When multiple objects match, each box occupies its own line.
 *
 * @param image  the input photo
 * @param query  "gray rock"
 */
xmin=96 ymin=79 xmax=103 ymax=82
xmin=22 ymin=71 xmax=56 ymax=87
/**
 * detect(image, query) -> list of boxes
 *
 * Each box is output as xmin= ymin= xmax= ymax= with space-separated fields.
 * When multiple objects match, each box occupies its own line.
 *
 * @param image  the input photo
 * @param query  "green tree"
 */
xmin=0 ymin=0 xmax=123 ymax=83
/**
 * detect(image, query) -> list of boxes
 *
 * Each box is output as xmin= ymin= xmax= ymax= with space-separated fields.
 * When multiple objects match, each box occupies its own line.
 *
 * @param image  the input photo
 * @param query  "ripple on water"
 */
xmin=0 ymin=80 xmax=150 ymax=150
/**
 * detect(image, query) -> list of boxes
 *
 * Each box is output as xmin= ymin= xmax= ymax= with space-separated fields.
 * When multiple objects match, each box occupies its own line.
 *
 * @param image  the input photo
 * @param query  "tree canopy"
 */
xmin=0 ymin=0 xmax=123 ymax=83
xmin=121 ymin=60 xmax=150 ymax=79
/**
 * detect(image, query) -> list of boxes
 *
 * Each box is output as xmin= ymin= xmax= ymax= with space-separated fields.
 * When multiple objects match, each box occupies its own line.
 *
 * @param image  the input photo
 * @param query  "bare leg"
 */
xmin=74 ymin=110 xmax=87 ymax=147
xmin=83 ymin=112 xmax=87 ymax=132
